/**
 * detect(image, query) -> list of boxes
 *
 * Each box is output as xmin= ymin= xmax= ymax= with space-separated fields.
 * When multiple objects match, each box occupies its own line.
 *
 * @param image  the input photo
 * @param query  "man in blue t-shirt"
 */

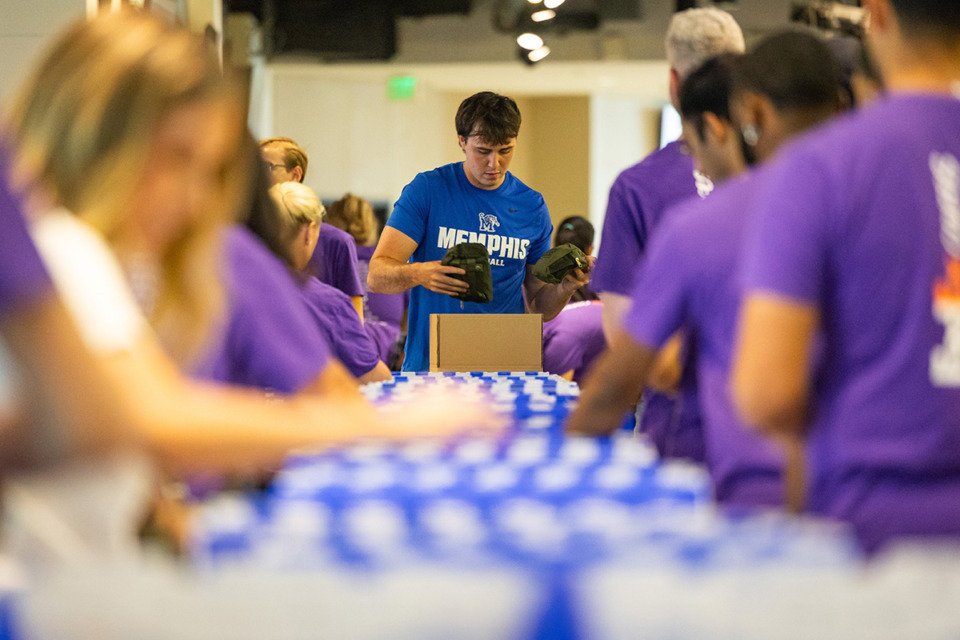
xmin=368 ymin=91 xmax=591 ymax=371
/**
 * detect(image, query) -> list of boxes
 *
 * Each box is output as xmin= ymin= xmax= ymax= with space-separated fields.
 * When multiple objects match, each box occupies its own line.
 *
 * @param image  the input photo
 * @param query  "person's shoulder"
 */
xmin=774 ymin=101 xmax=883 ymax=167
xmin=547 ymin=299 xmax=604 ymax=332
xmin=414 ymin=162 xmax=462 ymax=185
xmin=223 ymin=225 xmax=293 ymax=281
xmin=31 ymin=209 xmax=128 ymax=286
xmin=224 ymin=224 xmax=265 ymax=253
xmin=616 ymin=141 xmax=692 ymax=182
xmin=302 ymin=274 xmax=353 ymax=307
xmin=500 ymin=172 xmax=546 ymax=204
xmin=32 ymin=208 xmax=102 ymax=249
xmin=396 ymin=163 xmax=461 ymax=205
xmin=562 ymin=299 xmax=603 ymax=315
xmin=355 ymin=244 xmax=376 ymax=261
xmin=657 ymin=176 xmax=748 ymax=246
xmin=224 ymin=225 xmax=277 ymax=263
xmin=319 ymin=223 xmax=350 ymax=242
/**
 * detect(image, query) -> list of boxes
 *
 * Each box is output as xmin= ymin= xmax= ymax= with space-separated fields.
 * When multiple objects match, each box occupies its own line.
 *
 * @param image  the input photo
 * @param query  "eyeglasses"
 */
xmin=264 ymin=161 xmax=287 ymax=171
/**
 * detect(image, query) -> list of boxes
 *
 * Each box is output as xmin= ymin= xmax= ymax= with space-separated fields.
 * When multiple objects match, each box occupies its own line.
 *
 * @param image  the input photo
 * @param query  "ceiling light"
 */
xmin=527 ymin=45 xmax=551 ymax=62
xmin=516 ymin=32 xmax=544 ymax=50
xmin=531 ymin=9 xmax=556 ymax=22
xmin=526 ymin=0 xmax=543 ymax=3
xmin=543 ymin=0 xmax=565 ymax=8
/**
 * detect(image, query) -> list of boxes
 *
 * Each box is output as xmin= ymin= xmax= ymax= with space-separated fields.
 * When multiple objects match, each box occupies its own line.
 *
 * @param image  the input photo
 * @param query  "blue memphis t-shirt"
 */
xmin=386 ymin=162 xmax=552 ymax=372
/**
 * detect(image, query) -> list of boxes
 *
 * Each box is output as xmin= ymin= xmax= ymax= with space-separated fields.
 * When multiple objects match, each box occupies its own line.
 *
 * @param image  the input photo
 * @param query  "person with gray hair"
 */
xmin=589 ymin=7 xmax=744 ymax=463
xmin=665 ymin=8 xmax=746 ymax=98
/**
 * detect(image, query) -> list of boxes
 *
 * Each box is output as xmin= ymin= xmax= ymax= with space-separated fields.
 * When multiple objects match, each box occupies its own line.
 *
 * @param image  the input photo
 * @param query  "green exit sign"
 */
xmin=388 ymin=75 xmax=417 ymax=101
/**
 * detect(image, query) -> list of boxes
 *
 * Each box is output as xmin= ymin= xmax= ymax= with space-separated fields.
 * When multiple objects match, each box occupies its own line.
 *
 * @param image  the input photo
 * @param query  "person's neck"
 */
xmin=883 ymin=41 xmax=960 ymax=95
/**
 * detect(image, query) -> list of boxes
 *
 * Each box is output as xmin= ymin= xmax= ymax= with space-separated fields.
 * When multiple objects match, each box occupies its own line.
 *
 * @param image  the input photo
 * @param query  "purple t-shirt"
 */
xmin=307 ymin=224 xmax=364 ymax=299
xmin=299 ymin=276 xmax=382 ymax=379
xmin=356 ymin=242 xmax=406 ymax=364
xmin=355 ymin=244 xmax=407 ymax=328
xmin=592 ymin=141 xmax=705 ymax=461
xmin=363 ymin=319 xmax=401 ymax=367
xmin=0 ymin=156 xmax=52 ymax=314
xmin=193 ymin=226 xmax=331 ymax=394
xmin=624 ymin=172 xmax=785 ymax=507
xmin=592 ymin=141 xmax=699 ymax=297
xmin=542 ymin=300 xmax=605 ymax=385
xmin=741 ymin=94 xmax=960 ymax=551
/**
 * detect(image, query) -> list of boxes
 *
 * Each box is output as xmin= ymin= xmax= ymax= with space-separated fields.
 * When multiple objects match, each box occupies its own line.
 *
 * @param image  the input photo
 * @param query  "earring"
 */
xmin=742 ymin=124 xmax=760 ymax=147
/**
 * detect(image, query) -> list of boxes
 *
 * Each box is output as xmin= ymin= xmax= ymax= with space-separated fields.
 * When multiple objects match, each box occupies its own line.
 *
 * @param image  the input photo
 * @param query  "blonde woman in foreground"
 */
xmin=2 ymin=9 xmax=497 ymax=564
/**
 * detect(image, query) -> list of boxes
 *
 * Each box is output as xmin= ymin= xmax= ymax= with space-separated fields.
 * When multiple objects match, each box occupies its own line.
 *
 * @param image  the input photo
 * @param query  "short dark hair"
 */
xmin=732 ymin=30 xmax=841 ymax=114
xmin=554 ymin=215 xmax=594 ymax=253
xmin=678 ymin=53 xmax=740 ymax=141
xmin=455 ymin=91 xmax=521 ymax=145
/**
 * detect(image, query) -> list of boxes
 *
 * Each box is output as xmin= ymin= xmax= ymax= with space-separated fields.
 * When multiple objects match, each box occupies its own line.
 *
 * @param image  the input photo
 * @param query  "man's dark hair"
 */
xmin=890 ymin=0 xmax=960 ymax=36
xmin=732 ymin=30 xmax=841 ymax=114
xmin=554 ymin=215 xmax=594 ymax=253
xmin=455 ymin=91 xmax=521 ymax=145
xmin=678 ymin=53 xmax=740 ymax=141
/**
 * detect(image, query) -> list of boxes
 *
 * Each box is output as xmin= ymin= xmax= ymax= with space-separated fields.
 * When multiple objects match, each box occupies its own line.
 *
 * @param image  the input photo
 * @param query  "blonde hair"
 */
xmin=5 ymin=9 xmax=248 ymax=365
xmin=269 ymin=181 xmax=325 ymax=233
xmin=325 ymin=193 xmax=377 ymax=246
xmin=665 ymin=8 xmax=745 ymax=79
xmin=258 ymin=137 xmax=309 ymax=181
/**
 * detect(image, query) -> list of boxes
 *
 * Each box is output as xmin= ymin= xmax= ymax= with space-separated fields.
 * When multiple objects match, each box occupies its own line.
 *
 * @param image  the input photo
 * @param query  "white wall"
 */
xmin=588 ymin=95 xmax=661 ymax=248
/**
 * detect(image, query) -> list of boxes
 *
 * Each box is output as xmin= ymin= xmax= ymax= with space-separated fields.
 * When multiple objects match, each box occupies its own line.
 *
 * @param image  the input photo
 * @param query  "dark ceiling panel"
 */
xmin=395 ymin=0 xmax=472 ymax=17
xmin=268 ymin=0 xmax=397 ymax=60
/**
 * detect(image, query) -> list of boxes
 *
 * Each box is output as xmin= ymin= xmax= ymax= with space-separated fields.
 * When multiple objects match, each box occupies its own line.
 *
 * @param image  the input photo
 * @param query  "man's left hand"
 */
xmin=558 ymin=255 xmax=595 ymax=293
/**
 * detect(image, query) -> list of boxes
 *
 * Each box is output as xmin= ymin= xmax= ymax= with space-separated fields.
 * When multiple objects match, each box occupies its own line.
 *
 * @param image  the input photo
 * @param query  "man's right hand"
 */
xmin=415 ymin=261 xmax=469 ymax=297
xmin=370 ymin=227 xmax=471 ymax=297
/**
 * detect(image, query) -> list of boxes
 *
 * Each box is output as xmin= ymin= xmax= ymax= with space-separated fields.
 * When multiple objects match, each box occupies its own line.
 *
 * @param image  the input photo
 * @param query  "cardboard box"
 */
xmin=429 ymin=313 xmax=543 ymax=372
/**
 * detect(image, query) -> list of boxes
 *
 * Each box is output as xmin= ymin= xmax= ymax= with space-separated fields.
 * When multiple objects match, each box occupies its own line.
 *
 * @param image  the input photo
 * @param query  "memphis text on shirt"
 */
xmin=436 ymin=212 xmax=530 ymax=267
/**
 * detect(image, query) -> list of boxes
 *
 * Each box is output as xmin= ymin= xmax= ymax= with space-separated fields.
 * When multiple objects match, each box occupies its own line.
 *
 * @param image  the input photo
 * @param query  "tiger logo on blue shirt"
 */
xmin=479 ymin=212 xmax=500 ymax=233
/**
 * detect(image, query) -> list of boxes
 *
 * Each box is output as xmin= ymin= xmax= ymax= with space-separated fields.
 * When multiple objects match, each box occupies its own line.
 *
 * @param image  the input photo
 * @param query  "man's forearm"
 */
xmin=368 ymin=257 xmax=419 ymax=294
xmin=598 ymin=292 xmax=630 ymax=344
xmin=566 ymin=338 xmax=655 ymax=437
xmin=528 ymin=283 xmax=576 ymax=321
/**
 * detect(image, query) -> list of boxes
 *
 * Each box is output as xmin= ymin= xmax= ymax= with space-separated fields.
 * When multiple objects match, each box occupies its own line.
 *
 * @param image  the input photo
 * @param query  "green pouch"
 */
xmin=532 ymin=243 xmax=588 ymax=284
xmin=440 ymin=242 xmax=493 ymax=303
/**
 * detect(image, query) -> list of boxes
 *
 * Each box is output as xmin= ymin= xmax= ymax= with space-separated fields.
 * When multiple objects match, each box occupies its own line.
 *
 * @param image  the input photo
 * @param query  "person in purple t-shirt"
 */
xmin=326 ymin=193 xmax=408 ymax=367
xmin=592 ymin=7 xmax=744 ymax=336
xmin=569 ymin=33 xmax=843 ymax=510
xmin=267 ymin=181 xmax=392 ymax=383
xmin=542 ymin=216 xmax=604 ymax=383
xmin=733 ymin=0 xmax=960 ymax=553
xmin=259 ymin=137 xmax=365 ymax=319
xmin=194 ymin=224 xmax=347 ymax=393
xmin=592 ymin=8 xmax=745 ymax=463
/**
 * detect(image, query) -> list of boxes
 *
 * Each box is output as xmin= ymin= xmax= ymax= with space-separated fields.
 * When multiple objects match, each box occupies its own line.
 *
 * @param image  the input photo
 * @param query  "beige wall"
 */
xmin=429 ymin=94 xmax=592 ymax=236
xmin=268 ymin=71 xmax=452 ymax=206
xmin=521 ymin=96 xmax=590 ymax=233
xmin=263 ymin=66 xmax=663 ymax=245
